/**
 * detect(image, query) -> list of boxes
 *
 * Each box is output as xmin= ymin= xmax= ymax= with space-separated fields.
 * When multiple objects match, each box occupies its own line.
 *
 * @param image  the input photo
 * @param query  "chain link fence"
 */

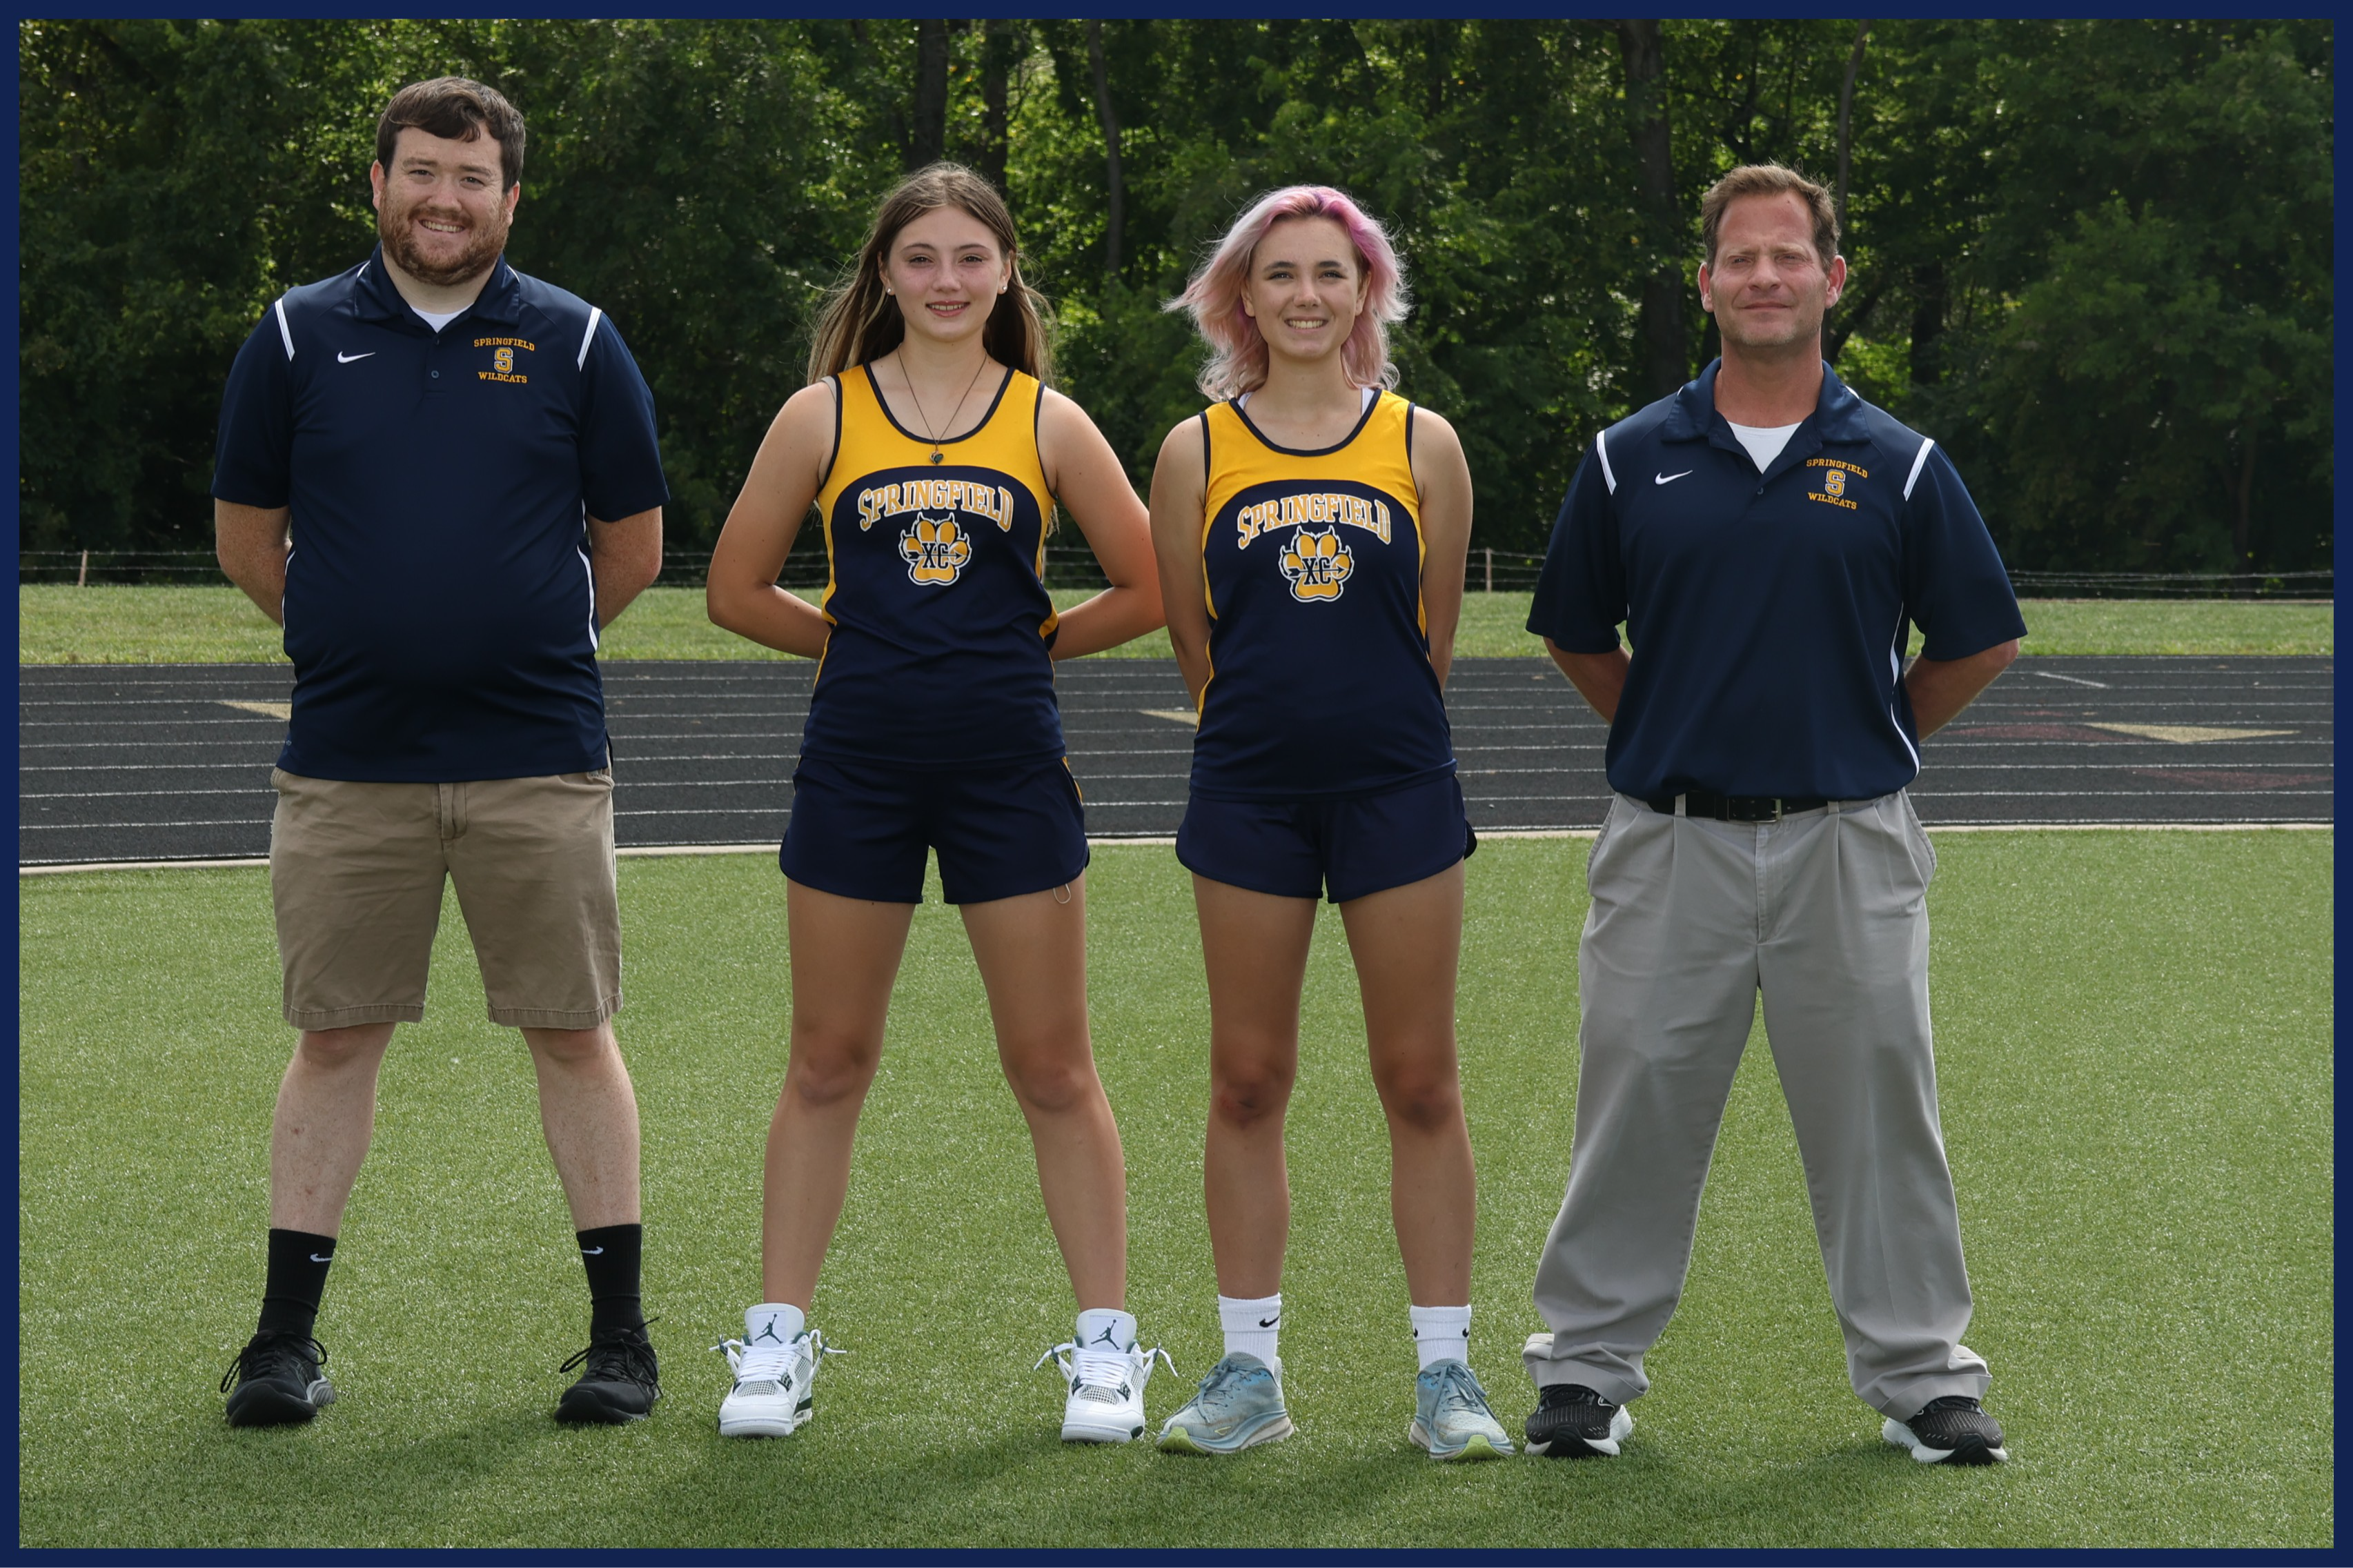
xmin=2003 ymin=569 xmax=2332 ymax=599
xmin=17 ymin=548 xmax=2334 ymax=599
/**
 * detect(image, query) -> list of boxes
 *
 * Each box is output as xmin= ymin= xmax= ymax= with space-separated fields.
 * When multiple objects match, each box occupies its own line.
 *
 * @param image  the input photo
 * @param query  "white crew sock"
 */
xmin=1410 ymin=1304 xmax=1470 ymax=1370
xmin=1074 ymin=1306 xmax=1137 ymax=1358
xmin=1218 ymin=1293 xmax=1282 ymax=1366
xmin=746 ymin=1301 xmax=806 ymax=1350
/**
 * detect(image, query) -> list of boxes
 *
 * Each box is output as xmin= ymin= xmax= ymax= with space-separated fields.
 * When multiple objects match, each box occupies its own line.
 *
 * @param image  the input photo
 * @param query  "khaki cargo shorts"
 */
xmin=269 ymin=768 xmax=622 ymax=1031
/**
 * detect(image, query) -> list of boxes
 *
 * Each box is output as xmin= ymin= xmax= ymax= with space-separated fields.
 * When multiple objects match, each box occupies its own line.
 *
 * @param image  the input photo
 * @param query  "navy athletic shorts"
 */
xmin=1176 ymin=771 xmax=1475 ymax=904
xmin=780 ymin=753 xmax=1090 ymax=904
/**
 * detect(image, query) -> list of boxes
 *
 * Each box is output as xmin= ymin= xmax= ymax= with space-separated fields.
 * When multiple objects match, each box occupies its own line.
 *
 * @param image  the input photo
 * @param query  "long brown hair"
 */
xmin=806 ymin=163 xmax=1054 ymax=387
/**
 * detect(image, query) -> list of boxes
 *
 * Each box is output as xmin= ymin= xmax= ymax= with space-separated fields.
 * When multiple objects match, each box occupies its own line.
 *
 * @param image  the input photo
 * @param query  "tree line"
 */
xmin=19 ymin=18 xmax=2333 ymax=577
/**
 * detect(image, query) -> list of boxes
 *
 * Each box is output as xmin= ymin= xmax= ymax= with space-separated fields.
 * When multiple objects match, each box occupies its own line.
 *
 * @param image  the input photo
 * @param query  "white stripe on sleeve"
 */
xmin=579 ymin=536 xmax=598 ymax=651
xmin=273 ymin=297 xmax=295 ymax=361
xmin=577 ymin=307 xmax=604 ymax=370
xmin=1889 ymin=607 xmax=1920 ymax=771
xmin=1903 ymin=436 xmax=1936 ymax=501
xmin=1595 ymin=429 xmax=1617 ymax=495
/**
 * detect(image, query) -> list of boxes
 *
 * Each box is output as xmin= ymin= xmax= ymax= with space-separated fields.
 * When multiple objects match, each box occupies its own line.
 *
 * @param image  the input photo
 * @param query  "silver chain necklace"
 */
xmin=896 ymin=351 xmax=993 ymax=466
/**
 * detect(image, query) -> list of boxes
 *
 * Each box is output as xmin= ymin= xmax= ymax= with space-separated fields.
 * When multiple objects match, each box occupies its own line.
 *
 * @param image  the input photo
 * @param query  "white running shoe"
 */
xmin=715 ymin=1327 xmax=838 ymax=1438
xmin=1035 ymin=1332 xmax=1175 ymax=1444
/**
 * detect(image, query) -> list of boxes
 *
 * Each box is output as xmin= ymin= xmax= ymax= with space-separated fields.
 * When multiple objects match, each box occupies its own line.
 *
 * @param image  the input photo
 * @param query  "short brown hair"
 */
xmin=1700 ymin=164 xmax=1838 ymax=268
xmin=375 ymin=77 xmax=526 ymax=191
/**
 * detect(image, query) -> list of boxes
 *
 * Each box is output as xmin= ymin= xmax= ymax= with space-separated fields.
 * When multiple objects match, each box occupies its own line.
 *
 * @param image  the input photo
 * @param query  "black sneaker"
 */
xmin=1884 ymin=1395 xmax=2007 ymax=1465
xmin=556 ymin=1320 xmax=661 ymax=1424
xmin=219 ymin=1330 xmax=335 ymax=1427
xmin=1524 ymin=1382 xmax=1633 ymax=1458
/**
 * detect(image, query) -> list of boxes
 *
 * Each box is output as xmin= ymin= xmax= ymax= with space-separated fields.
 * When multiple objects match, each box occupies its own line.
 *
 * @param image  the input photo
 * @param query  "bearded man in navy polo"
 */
xmin=210 ymin=77 xmax=668 ymax=1429
xmin=1520 ymin=164 xmax=2024 ymax=1467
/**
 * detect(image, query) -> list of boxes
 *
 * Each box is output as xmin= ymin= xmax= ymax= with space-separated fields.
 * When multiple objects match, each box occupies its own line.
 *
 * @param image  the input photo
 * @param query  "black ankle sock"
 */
xmin=577 ymin=1223 xmax=644 ymax=1336
xmin=257 ymin=1228 xmax=337 ymax=1338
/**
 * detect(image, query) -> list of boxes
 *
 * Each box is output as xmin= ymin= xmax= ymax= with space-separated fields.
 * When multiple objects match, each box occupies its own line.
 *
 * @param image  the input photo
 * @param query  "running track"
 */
xmin=16 ymin=656 xmax=2333 ymax=867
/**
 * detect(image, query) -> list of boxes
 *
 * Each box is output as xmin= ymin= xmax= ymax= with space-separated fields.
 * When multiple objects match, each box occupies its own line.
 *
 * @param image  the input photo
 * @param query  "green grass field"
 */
xmin=16 ymin=833 xmax=2332 ymax=1550
xmin=17 ymin=583 xmax=2336 ymax=663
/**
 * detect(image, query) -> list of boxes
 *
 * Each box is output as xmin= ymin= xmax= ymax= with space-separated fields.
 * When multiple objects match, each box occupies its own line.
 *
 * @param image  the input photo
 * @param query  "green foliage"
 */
xmin=19 ymin=21 xmax=391 ymax=549
xmin=16 ymin=19 xmax=2334 ymax=572
xmin=1951 ymin=23 xmax=2334 ymax=574
xmin=474 ymin=21 xmax=905 ymax=530
xmin=1023 ymin=19 xmax=1640 ymax=534
xmin=1821 ymin=21 xmax=2333 ymax=575
xmin=15 ymin=833 xmax=2336 ymax=1547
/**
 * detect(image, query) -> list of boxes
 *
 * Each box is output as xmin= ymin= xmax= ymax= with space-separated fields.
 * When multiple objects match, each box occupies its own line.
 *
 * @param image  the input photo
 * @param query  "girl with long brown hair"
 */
xmin=705 ymin=163 xmax=1168 ymax=1444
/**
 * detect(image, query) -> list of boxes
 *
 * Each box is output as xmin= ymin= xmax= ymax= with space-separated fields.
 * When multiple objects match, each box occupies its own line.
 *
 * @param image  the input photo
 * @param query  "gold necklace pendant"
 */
xmin=929 ymin=450 xmax=944 ymax=465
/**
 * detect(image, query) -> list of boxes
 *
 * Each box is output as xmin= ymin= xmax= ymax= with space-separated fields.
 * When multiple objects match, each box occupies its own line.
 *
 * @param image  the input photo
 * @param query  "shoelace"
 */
xmin=1034 ymin=1339 xmax=1176 ymax=1402
xmin=1426 ymin=1361 xmax=1490 ymax=1417
xmin=1191 ymin=1355 xmax=1269 ymax=1409
xmin=713 ymin=1330 xmax=840 ymax=1390
xmin=558 ymin=1316 xmax=661 ymax=1384
xmin=218 ymin=1331 xmax=327 ymax=1395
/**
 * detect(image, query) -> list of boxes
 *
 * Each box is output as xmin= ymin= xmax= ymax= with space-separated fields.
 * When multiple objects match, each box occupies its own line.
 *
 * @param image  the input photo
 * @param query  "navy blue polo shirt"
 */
xmin=1528 ymin=361 xmax=2025 ymax=802
xmin=211 ymin=247 xmax=667 ymax=782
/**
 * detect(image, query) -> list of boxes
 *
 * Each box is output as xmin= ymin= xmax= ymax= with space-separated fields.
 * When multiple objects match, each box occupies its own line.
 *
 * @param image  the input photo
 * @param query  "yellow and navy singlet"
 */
xmin=801 ymin=363 xmax=1063 ymax=766
xmin=1190 ymin=390 xmax=1455 ymax=798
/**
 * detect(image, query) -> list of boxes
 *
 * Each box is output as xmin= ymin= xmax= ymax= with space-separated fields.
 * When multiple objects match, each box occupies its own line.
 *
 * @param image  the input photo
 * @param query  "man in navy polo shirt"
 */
xmin=1519 ymin=165 xmax=2024 ymax=1466
xmin=210 ymin=77 xmax=668 ymax=1428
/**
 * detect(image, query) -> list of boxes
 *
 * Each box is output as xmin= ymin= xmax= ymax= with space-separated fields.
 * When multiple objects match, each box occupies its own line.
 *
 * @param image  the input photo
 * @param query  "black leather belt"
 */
xmin=1644 ymin=788 xmax=1829 ymax=822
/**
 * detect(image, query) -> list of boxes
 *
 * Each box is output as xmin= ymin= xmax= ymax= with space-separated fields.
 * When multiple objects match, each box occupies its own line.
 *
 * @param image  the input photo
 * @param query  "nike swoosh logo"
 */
xmin=1655 ymin=470 xmax=1693 ymax=485
xmin=1259 ymin=1317 xmax=1280 ymax=1328
xmin=309 ymin=1253 xmax=333 ymax=1263
xmin=337 ymin=351 xmax=376 ymax=364
xmin=581 ymin=1246 xmax=604 ymax=1256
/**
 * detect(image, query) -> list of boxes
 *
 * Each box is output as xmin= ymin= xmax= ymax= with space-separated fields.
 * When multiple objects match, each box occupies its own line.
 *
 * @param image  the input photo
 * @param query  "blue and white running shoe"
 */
xmin=1407 ymin=1360 xmax=1514 ymax=1460
xmin=1156 ymin=1353 xmax=1293 ymax=1453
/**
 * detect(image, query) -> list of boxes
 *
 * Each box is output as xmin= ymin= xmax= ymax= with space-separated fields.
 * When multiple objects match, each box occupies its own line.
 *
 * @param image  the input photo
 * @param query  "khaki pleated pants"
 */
xmin=1523 ymin=791 xmax=1991 ymax=1418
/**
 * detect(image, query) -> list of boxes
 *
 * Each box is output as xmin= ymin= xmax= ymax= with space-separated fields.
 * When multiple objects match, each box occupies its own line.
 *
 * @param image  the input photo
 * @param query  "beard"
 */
xmin=380 ymin=196 xmax=509 ymax=289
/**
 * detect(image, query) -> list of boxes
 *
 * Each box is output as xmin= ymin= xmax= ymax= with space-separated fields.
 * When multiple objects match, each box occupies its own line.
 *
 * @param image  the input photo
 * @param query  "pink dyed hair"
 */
xmin=1169 ymin=185 xmax=1410 ymax=399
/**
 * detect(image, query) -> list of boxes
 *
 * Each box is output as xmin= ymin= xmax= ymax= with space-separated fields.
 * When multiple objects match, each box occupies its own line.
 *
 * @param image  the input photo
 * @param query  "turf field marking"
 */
xmin=1911 ymin=760 xmax=2321 ymax=768
xmin=19 ymin=785 xmax=269 ymax=799
xmin=19 ymin=856 xmax=275 ymax=874
xmin=1930 ymin=739 xmax=2318 ymax=750
xmin=2028 ymin=670 xmax=2112 ymax=687
xmin=616 ymin=843 xmax=776 ymax=857
xmin=591 ymin=752 xmax=801 ymax=764
xmin=1922 ymin=822 xmax=2331 ymax=833
xmin=613 ymin=806 xmax=794 ymax=819
xmin=1138 ymin=708 xmax=1200 ymax=726
xmin=19 ymin=722 xmax=293 ymax=734
xmin=1913 ymin=787 xmax=2333 ymax=798
xmin=18 ymin=817 xmax=279 ymax=831
xmin=2085 ymin=722 xmax=2296 ymax=743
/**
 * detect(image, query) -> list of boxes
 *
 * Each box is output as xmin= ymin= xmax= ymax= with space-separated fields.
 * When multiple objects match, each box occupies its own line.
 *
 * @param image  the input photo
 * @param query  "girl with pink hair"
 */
xmin=1145 ymin=186 xmax=1509 ymax=1460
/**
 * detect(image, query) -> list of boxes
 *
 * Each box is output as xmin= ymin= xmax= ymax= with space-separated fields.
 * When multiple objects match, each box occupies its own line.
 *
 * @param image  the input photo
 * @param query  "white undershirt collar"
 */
xmin=1726 ymin=419 xmax=1802 ymax=473
xmin=1237 ymin=386 xmax=1377 ymax=414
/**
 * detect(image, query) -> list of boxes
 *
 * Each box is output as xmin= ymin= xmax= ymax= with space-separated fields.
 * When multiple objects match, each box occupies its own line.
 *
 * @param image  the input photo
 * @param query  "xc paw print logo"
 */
xmin=1279 ymin=527 xmax=1352 ymax=602
xmin=900 ymin=513 xmax=972 ymax=585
